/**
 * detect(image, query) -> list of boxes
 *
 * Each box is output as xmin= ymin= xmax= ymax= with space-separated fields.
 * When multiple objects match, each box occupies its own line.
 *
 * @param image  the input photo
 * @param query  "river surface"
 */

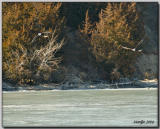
xmin=2 ymin=88 xmax=158 ymax=127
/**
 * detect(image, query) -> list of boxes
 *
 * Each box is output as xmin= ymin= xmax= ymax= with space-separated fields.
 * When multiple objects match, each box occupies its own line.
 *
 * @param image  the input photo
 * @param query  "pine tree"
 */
xmin=91 ymin=2 xmax=145 ymax=78
xmin=2 ymin=2 xmax=65 ymax=84
xmin=80 ymin=10 xmax=92 ymax=35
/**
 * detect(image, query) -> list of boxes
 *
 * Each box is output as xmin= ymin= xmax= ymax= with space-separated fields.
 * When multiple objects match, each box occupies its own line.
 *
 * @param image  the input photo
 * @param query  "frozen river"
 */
xmin=2 ymin=88 xmax=158 ymax=127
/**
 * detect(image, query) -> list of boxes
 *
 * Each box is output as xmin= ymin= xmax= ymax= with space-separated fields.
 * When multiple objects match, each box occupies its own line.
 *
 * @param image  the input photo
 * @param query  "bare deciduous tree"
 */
xmin=30 ymin=30 xmax=64 ymax=78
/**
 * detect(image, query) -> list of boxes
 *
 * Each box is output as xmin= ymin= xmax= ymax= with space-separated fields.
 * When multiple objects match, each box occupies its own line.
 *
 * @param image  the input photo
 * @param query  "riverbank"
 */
xmin=2 ymin=79 xmax=158 ymax=91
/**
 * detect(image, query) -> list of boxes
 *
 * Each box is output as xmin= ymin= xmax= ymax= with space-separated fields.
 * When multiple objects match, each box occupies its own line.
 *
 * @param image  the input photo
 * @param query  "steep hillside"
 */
xmin=134 ymin=3 xmax=158 ymax=79
xmin=2 ymin=2 xmax=158 ymax=86
xmin=60 ymin=27 xmax=105 ymax=84
xmin=59 ymin=3 xmax=159 ymax=83
xmin=62 ymin=3 xmax=159 ymax=81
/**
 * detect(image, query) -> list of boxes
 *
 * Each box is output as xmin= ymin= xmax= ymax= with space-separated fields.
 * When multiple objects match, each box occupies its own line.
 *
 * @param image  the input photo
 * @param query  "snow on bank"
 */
xmin=2 ymin=79 xmax=158 ymax=91
xmin=135 ymin=79 xmax=158 ymax=87
xmin=3 ymin=88 xmax=157 ymax=94
xmin=140 ymin=79 xmax=157 ymax=83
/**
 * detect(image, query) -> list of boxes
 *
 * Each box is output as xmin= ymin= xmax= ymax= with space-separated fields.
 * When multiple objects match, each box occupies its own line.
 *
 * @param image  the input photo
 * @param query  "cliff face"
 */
xmin=134 ymin=3 xmax=158 ymax=79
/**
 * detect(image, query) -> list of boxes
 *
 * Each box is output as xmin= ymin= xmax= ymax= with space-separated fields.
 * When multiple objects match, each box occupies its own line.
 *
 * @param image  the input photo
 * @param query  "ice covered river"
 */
xmin=2 ymin=88 xmax=158 ymax=127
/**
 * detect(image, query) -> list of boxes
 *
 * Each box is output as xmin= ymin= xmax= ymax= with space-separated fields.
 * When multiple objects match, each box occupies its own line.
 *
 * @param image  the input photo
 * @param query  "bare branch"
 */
xmin=30 ymin=30 xmax=64 ymax=75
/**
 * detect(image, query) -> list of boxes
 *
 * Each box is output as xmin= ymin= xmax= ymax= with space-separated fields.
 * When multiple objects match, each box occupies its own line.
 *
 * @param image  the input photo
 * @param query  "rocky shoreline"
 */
xmin=2 ymin=79 xmax=158 ymax=91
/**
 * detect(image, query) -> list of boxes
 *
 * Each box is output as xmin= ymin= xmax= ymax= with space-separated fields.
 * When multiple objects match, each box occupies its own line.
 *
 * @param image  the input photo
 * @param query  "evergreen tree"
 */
xmin=80 ymin=9 xmax=93 ymax=42
xmin=80 ymin=10 xmax=92 ymax=35
xmin=90 ymin=2 xmax=145 ymax=78
xmin=2 ymin=2 xmax=65 ymax=84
